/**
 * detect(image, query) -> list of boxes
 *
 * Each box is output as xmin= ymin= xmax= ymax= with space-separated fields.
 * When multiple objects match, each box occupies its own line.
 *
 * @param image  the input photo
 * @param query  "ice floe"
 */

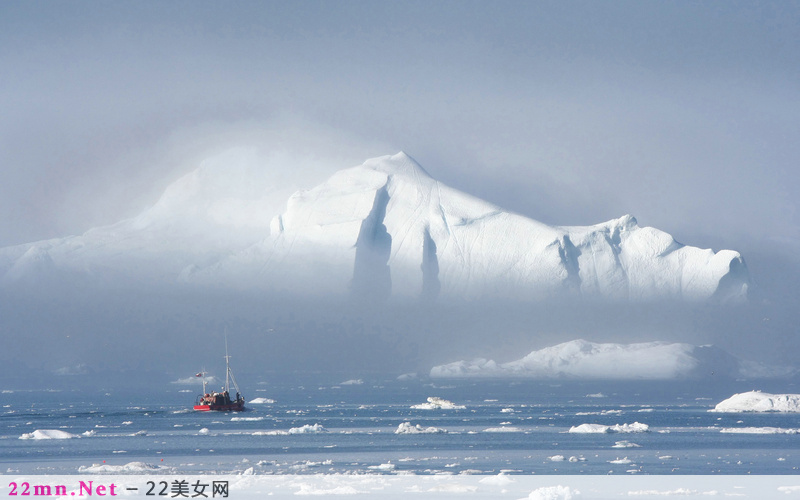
xmin=410 ymin=397 xmax=465 ymax=410
xmin=568 ymin=422 xmax=649 ymax=433
xmin=612 ymin=440 xmax=641 ymax=448
xmin=78 ymin=461 xmax=164 ymax=473
xmin=248 ymin=397 xmax=276 ymax=404
xmin=20 ymin=429 xmax=79 ymax=440
xmin=253 ymin=424 xmax=328 ymax=435
xmin=395 ymin=422 xmax=446 ymax=434
xmin=719 ymin=426 xmax=798 ymax=434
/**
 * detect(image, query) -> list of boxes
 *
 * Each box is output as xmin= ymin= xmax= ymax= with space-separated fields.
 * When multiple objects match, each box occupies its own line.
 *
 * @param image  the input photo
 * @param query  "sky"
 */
xmin=2 ymin=1 xmax=798 ymax=251
xmin=1 ymin=1 xmax=799 ymax=383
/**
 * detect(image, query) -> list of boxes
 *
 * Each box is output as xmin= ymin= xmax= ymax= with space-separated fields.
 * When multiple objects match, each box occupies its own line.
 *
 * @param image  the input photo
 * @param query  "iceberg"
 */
xmin=710 ymin=391 xmax=800 ymax=413
xmin=431 ymin=339 xmax=782 ymax=380
xmin=0 ymin=152 xmax=748 ymax=303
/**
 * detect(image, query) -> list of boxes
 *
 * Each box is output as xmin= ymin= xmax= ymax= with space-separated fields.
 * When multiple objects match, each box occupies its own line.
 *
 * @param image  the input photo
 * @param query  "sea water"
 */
xmin=2 ymin=379 xmax=799 ymax=475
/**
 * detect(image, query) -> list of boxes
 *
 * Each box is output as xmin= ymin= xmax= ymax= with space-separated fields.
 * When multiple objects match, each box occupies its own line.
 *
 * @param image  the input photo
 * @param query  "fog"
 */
xmin=1 ymin=2 xmax=798 ymax=388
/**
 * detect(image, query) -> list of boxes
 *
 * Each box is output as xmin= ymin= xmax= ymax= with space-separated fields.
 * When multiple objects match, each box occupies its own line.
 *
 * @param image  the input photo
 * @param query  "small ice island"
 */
xmin=430 ymin=339 xmax=792 ymax=380
xmin=711 ymin=391 xmax=800 ymax=413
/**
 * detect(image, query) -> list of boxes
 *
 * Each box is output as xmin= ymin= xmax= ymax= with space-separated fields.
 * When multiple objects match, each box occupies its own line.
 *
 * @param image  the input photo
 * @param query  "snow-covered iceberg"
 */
xmin=0 ymin=152 xmax=748 ymax=303
xmin=710 ymin=391 xmax=800 ymax=413
xmin=430 ymin=339 xmax=781 ymax=380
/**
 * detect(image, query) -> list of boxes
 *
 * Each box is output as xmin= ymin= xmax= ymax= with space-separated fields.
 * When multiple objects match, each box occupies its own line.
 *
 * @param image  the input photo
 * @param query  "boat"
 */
xmin=193 ymin=339 xmax=245 ymax=411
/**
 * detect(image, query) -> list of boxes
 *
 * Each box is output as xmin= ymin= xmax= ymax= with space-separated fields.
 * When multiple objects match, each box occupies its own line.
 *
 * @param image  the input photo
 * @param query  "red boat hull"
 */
xmin=193 ymin=402 xmax=245 ymax=412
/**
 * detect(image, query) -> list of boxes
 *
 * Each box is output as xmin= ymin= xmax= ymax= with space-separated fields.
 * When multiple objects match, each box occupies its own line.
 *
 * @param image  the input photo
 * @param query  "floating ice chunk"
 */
xmin=248 ymin=398 xmax=275 ymax=404
xmin=78 ymin=461 xmax=163 ymax=473
xmin=20 ymin=429 xmax=78 ymax=440
xmin=711 ymin=391 xmax=800 ymax=412
xmin=288 ymin=424 xmax=329 ymax=434
xmin=612 ymin=440 xmax=641 ymax=448
xmin=340 ymin=379 xmax=363 ymax=385
xmin=568 ymin=422 xmax=649 ymax=433
xmin=231 ymin=416 xmax=263 ymax=421
xmin=483 ymin=426 xmax=523 ymax=433
xmin=395 ymin=422 xmax=446 ymax=434
xmin=411 ymin=397 xmax=465 ymax=410
xmin=198 ymin=428 xmax=210 ymax=435
xmin=253 ymin=424 xmax=328 ymax=435
xmin=719 ymin=427 xmax=798 ymax=434
xmin=548 ymin=455 xmax=566 ymax=461
xmin=82 ymin=430 xmax=96 ymax=437
xmin=367 ymin=462 xmax=396 ymax=471
xmin=609 ymin=457 xmax=633 ymax=464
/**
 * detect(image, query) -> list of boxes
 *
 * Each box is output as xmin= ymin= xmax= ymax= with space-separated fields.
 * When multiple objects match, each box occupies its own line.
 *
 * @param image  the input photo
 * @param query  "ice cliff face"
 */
xmin=0 ymin=151 xmax=748 ymax=302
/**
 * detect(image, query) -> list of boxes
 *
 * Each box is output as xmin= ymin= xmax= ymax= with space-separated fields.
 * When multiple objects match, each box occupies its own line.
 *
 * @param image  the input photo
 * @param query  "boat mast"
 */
xmin=224 ymin=333 xmax=231 ymax=394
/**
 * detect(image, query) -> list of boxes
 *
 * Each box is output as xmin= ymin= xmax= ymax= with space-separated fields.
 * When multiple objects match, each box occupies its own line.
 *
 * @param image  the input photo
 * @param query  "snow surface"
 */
xmin=430 ymin=339 xmax=779 ymax=380
xmin=0 ymin=152 xmax=748 ymax=303
xmin=710 ymin=391 xmax=800 ymax=412
xmin=521 ymin=485 xmax=580 ymax=500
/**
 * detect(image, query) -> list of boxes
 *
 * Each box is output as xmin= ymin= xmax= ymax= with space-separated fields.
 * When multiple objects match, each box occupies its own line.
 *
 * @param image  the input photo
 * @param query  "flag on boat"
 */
xmin=195 ymin=372 xmax=203 ymax=377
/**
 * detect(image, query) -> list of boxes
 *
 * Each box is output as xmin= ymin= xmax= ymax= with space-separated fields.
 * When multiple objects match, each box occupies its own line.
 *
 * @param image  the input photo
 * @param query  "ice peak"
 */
xmin=617 ymin=214 xmax=638 ymax=229
xmin=363 ymin=152 xmax=432 ymax=180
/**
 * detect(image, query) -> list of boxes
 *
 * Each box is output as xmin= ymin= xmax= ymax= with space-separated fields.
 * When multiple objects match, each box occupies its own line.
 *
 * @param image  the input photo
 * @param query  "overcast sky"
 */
xmin=2 ymin=0 xmax=798 ymax=263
